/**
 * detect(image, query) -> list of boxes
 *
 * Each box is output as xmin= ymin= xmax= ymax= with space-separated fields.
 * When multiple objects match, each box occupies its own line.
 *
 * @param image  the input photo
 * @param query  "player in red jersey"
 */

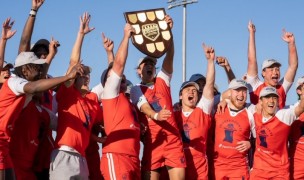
xmin=100 ymin=23 xmax=141 ymax=180
xmin=174 ymin=43 xmax=215 ymax=179
xmin=9 ymin=97 xmax=57 ymax=180
xmin=289 ymin=76 xmax=304 ymax=180
xmin=213 ymin=79 xmax=255 ymax=180
xmin=249 ymin=86 xmax=304 ymax=179
xmin=246 ymin=21 xmax=298 ymax=109
xmin=49 ymin=13 xmax=103 ymax=180
xmin=130 ymin=15 xmax=186 ymax=180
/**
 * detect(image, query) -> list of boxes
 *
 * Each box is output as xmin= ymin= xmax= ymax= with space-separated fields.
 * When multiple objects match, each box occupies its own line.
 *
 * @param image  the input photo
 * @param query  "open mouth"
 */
xmin=147 ymin=70 xmax=153 ymax=76
xmin=4 ymin=76 xmax=9 ymax=79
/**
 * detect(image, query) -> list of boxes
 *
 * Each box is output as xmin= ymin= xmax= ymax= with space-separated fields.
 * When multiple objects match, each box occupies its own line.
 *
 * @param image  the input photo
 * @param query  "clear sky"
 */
xmin=1 ymin=0 xmax=304 ymax=105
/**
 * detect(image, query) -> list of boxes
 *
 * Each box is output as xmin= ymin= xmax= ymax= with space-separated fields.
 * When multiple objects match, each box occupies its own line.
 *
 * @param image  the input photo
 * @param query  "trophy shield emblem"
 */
xmin=124 ymin=8 xmax=172 ymax=58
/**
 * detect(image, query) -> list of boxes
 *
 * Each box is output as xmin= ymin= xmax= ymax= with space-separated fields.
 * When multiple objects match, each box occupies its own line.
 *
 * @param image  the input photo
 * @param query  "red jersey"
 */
xmin=289 ymin=103 xmax=304 ymax=179
xmin=174 ymin=96 xmax=212 ymax=179
xmin=246 ymin=76 xmax=291 ymax=109
xmin=10 ymin=101 xmax=50 ymax=177
xmin=102 ymin=92 xmax=140 ymax=157
xmin=0 ymin=76 xmax=29 ymax=141
xmin=55 ymin=85 xmax=103 ymax=156
xmin=131 ymin=70 xmax=180 ymax=138
xmin=253 ymin=108 xmax=296 ymax=172
xmin=213 ymin=105 xmax=254 ymax=169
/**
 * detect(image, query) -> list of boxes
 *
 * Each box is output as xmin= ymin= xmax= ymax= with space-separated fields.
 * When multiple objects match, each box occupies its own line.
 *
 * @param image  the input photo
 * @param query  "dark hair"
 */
xmin=101 ymin=62 xmax=114 ymax=87
xmin=297 ymin=84 xmax=303 ymax=100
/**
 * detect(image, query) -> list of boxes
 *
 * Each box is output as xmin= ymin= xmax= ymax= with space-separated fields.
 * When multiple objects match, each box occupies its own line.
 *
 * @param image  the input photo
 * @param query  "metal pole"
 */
xmin=168 ymin=0 xmax=198 ymax=82
xmin=182 ymin=3 xmax=186 ymax=82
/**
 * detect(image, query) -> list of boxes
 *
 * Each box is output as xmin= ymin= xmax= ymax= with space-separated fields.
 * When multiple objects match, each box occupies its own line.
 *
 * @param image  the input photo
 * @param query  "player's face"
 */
xmin=22 ymin=64 xmax=43 ymax=81
xmin=0 ymin=68 xmax=11 ymax=83
xmin=137 ymin=60 xmax=156 ymax=83
xmin=260 ymin=95 xmax=279 ymax=117
xmin=262 ymin=65 xmax=280 ymax=86
xmin=230 ymin=87 xmax=247 ymax=110
xmin=34 ymin=46 xmax=49 ymax=59
xmin=180 ymin=85 xmax=199 ymax=109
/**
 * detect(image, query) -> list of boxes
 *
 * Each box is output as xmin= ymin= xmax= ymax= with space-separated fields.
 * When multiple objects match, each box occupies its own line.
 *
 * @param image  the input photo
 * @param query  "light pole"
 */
xmin=168 ymin=0 xmax=198 ymax=82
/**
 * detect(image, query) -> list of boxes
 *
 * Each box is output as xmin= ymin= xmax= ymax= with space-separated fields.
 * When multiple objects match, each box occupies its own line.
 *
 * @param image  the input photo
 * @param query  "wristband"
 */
xmin=29 ymin=10 xmax=37 ymax=17
xmin=153 ymin=113 xmax=158 ymax=120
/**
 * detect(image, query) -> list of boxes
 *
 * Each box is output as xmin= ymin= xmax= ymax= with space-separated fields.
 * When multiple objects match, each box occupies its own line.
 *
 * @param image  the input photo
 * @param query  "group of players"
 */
xmin=1 ymin=0 xmax=304 ymax=180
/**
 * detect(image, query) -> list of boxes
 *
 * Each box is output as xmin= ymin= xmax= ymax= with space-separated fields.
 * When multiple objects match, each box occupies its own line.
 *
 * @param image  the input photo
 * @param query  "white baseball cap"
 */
xmin=228 ymin=79 xmax=248 ymax=90
xmin=261 ymin=59 xmax=281 ymax=70
xmin=189 ymin=73 xmax=206 ymax=82
xmin=296 ymin=76 xmax=304 ymax=89
xmin=179 ymin=81 xmax=199 ymax=93
xmin=259 ymin=86 xmax=279 ymax=98
xmin=137 ymin=56 xmax=157 ymax=68
xmin=14 ymin=52 xmax=46 ymax=68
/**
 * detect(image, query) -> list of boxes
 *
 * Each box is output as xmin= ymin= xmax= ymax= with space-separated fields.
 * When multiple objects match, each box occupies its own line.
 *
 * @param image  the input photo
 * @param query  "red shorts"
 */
xmin=0 ymin=139 xmax=13 ymax=169
xmin=141 ymin=132 xmax=186 ymax=171
xmin=10 ymin=158 xmax=36 ymax=180
xmin=101 ymin=153 xmax=140 ymax=180
xmin=250 ymin=168 xmax=289 ymax=180
xmin=185 ymin=151 xmax=208 ymax=180
xmin=86 ymin=150 xmax=102 ymax=180
xmin=214 ymin=167 xmax=249 ymax=180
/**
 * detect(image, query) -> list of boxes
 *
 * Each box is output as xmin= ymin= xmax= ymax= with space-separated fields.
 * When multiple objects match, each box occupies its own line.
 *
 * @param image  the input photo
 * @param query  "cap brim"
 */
xmin=3 ymin=63 xmax=13 ymax=69
xmin=33 ymin=59 xmax=47 ymax=65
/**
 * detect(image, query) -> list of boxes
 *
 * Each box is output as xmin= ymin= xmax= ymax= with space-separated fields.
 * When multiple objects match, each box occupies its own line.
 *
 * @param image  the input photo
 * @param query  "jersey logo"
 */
xmin=258 ymin=129 xmax=268 ymax=148
xmin=181 ymin=122 xmax=197 ymax=143
xmin=150 ymin=96 xmax=161 ymax=112
xmin=223 ymin=123 xmax=236 ymax=143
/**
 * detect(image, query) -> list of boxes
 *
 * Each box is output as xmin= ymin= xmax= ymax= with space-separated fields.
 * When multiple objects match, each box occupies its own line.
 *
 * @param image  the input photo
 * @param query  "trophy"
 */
xmin=124 ymin=8 xmax=172 ymax=58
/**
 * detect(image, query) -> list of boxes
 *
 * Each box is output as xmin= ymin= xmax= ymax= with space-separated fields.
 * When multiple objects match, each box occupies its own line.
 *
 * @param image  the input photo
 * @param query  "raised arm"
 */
xmin=102 ymin=32 xmax=114 ymax=64
xmin=111 ymin=23 xmax=134 ymax=77
xmin=247 ymin=20 xmax=258 ymax=77
xmin=162 ymin=15 xmax=174 ymax=74
xmin=216 ymin=56 xmax=235 ymax=83
xmin=282 ymin=29 xmax=298 ymax=83
xmin=69 ymin=12 xmax=94 ymax=68
xmin=41 ymin=37 xmax=60 ymax=77
xmin=18 ymin=0 xmax=44 ymax=54
xmin=65 ymin=12 xmax=94 ymax=87
xmin=202 ymin=44 xmax=216 ymax=100
xmin=24 ymin=63 xmax=83 ymax=94
xmin=0 ymin=17 xmax=16 ymax=71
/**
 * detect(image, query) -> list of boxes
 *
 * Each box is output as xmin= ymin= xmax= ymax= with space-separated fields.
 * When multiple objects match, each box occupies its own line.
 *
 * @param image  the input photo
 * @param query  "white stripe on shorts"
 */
xmin=107 ymin=153 xmax=117 ymax=180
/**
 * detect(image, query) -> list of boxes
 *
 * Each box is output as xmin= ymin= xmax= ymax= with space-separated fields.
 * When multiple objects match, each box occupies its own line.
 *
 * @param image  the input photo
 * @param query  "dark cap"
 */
xmin=31 ymin=39 xmax=50 ymax=52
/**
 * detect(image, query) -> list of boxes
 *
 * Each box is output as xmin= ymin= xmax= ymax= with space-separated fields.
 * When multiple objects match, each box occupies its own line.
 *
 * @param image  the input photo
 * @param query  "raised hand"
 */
xmin=79 ymin=12 xmax=95 ymax=35
xmin=202 ymin=43 xmax=215 ymax=61
xmin=216 ymin=56 xmax=229 ymax=67
xmin=124 ymin=23 xmax=135 ymax=39
xmin=248 ymin=20 xmax=256 ymax=33
xmin=281 ymin=29 xmax=295 ymax=44
xmin=32 ymin=0 xmax=45 ymax=11
xmin=102 ymin=32 xmax=114 ymax=53
xmin=1 ymin=17 xmax=16 ymax=40
xmin=164 ymin=15 xmax=173 ymax=29
xmin=67 ymin=63 xmax=84 ymax=80
xmin=48 ymin=37 xmax=60 ymax=56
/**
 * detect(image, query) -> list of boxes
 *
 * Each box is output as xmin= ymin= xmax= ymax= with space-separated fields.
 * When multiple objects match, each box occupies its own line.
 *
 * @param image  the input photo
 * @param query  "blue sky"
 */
xmin=1 ymin=0 xmax=304 ymax=105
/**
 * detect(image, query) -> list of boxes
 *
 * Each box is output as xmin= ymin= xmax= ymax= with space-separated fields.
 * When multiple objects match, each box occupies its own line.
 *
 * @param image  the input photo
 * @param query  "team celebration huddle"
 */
xmin=1 ymin=0 xmax=304 ymax=180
